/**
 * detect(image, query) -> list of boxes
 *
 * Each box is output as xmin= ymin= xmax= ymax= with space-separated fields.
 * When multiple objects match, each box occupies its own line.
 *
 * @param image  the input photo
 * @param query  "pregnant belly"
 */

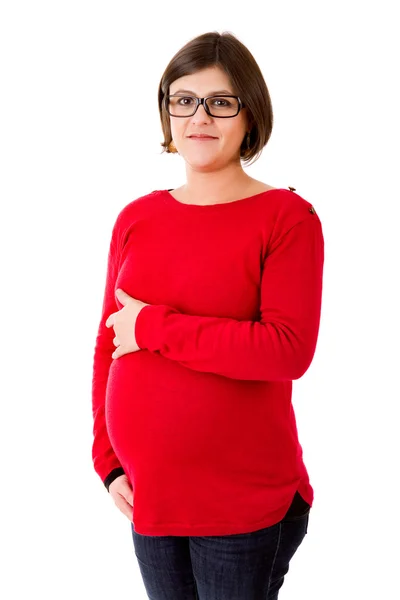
xmin=104 ymin=350 xmax=293 ymax=482
xmin=104 ymin=350 xmax=223 ymax=469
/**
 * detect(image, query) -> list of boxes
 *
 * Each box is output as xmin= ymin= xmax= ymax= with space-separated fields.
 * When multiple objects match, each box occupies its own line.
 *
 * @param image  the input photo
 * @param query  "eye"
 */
xmin=210 ymin=98 xmax=231 ymax=107
xmin=177 ymin=96 xmax=195 ymax=105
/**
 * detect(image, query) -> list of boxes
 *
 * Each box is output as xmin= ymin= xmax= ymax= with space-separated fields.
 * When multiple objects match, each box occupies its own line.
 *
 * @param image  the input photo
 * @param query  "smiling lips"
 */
xmin=188 ymin=134 xmax=218 ymax=140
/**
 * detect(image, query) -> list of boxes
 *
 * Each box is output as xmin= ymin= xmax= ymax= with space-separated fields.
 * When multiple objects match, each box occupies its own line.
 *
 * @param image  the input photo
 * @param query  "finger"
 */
xmin=113 ymin=336 xmax=120 ymax=347
xmin=118 ymin=487 xmax=134 ymax=506
xmin=115 ymin=289 xmax=130 ymax=304
xmin=105 ymin=313 xmax=116 ymax=328
xmin=125 ymin=489 xmax=134 ymax=506
xmin=115 ymin=498 xmax=134 ymax=520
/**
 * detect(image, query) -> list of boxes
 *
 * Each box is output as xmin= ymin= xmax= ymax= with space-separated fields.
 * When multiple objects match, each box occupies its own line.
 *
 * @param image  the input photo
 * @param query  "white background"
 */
xmin=1 ymin=1 xmax=399 ymax=598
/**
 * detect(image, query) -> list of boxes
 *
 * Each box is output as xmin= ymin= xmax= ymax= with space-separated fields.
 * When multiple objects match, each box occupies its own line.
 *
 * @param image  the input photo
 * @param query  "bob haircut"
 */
xmin=157 ymin=31 xmax=274 ymax=167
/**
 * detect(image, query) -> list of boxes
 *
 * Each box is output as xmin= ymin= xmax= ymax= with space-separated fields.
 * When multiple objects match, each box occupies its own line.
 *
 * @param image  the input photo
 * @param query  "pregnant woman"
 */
xmin=91 ymin=30 xmax=324 ymax=600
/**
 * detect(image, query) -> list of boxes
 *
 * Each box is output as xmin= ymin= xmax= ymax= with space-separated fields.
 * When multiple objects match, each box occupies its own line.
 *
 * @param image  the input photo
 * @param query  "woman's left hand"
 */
xmin=105 ymin=288 xmax=149 ymax=359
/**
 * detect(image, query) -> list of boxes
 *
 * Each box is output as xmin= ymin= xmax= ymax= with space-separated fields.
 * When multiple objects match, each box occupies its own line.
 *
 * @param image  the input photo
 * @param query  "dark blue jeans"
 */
xmin=131 ymin=509 xmax=310 ymax=600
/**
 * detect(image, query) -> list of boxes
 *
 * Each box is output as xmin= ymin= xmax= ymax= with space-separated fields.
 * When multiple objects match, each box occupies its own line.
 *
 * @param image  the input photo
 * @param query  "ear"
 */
xmin=247 ymin=115 xmax=255 ymax=131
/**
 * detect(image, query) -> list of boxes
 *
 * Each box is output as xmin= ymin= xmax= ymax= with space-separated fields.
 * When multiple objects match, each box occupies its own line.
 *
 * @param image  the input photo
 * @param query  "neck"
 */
xmin=182 ymin=161 xmax=252 ymax=205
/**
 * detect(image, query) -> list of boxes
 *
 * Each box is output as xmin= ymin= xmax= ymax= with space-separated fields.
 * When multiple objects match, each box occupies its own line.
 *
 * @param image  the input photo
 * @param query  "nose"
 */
xmin=191 ymin=101 xmax=213 ymax=124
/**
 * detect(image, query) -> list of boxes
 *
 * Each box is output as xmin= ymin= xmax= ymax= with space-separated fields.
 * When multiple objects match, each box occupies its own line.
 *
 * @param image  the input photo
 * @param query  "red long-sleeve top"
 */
xmin=91 ymin=187 xmax=324 ymax=536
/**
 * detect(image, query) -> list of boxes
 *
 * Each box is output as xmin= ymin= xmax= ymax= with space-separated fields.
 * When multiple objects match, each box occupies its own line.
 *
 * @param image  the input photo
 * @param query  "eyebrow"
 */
xmin=170 ymin=88 xmax=234 ymax=96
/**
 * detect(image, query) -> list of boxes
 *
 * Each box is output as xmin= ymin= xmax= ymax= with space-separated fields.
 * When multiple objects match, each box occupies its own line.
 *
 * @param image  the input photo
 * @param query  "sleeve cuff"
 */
xmin=135 ymin=304 xmax=178 ymax=352
xmin=103 ymin=467 xmax=125 ymax=492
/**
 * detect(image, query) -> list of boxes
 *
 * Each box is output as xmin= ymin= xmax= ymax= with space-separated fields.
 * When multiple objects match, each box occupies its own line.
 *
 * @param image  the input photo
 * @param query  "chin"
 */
xmin=187 ymin=159 xmax=219 ymax=171
xmin=182 ymin=150 xmax=212 ymax=163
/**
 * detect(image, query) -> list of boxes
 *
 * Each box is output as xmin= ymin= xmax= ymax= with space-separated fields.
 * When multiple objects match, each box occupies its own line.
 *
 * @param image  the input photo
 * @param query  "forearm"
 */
xmin=135 ymin=304 xmax=320 ymax=381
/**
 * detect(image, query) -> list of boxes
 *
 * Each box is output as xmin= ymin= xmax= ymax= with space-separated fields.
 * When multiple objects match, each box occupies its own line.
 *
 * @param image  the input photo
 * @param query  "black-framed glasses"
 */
xmin=165 ymin=95 xmax=245 ymax=118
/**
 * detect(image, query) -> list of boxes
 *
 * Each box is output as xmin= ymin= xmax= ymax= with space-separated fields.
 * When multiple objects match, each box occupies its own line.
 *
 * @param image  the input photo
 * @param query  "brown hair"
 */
xmin=157 ymin=31 xmax=274 ymax=167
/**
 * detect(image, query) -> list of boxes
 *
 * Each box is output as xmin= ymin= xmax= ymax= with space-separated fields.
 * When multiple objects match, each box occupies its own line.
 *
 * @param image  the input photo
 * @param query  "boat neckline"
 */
xmin=160 ymin=187 xmax=287 ymax=208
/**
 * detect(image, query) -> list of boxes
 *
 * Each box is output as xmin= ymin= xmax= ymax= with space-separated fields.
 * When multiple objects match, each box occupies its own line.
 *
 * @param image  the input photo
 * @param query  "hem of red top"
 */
xmin=131 ymin=508 xmax=309 ymax=537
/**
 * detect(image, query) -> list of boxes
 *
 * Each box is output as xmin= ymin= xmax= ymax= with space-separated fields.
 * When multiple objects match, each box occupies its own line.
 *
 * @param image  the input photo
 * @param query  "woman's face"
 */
xmin=167 ymin=66 xmax=249 ymax=170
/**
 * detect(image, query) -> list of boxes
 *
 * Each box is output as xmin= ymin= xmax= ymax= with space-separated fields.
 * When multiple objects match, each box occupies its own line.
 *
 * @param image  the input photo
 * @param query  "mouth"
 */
xmin=188 ymin=135 xmax=218 ymax=140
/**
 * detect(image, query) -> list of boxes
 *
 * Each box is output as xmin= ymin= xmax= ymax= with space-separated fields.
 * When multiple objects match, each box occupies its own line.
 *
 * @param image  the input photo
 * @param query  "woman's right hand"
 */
xmin=109 ymin=474 xmax=134 ymax=521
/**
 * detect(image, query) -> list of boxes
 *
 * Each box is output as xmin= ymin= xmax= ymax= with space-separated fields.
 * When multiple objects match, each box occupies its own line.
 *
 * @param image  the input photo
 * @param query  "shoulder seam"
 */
xmin=267 ymin=213 xmax=321 ymax=255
